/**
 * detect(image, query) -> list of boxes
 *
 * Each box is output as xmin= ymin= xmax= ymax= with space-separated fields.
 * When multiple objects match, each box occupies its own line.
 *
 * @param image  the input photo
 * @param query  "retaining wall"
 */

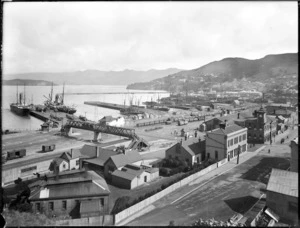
xmin=114 ymin=163 xmax=218 ymax=224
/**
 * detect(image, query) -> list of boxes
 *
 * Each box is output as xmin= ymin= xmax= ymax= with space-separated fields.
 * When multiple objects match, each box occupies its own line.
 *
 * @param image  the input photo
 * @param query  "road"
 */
xmin=127 ymin=141 xmax=293 ymax=226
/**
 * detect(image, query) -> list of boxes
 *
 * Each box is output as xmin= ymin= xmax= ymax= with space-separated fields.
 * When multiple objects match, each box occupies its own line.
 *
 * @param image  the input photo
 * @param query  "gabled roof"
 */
xmin=53 ymin=157 xmax=65 ymax=166
xmin=266 ymin=168 xmax=298 ymax=198
xmin=83 ymin=149 xmax=119 ymax=167
xmin=266 ymin=115 xmax=277 ymax=123
xmin=60 ymin=149 xmax=83 ymax=161
xmin=210 ymin=124 xmax=245 ymax=135
xmin=107 ymin=150 xmax=142 ymax=168
xmin=167 ymin=138 xmax=205 ymax=156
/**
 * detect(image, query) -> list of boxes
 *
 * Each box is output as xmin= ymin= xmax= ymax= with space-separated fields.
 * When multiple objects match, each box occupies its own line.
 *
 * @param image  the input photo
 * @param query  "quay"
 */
xmin=60 ymin=91 xmax=168 ymax=95
xmin=30 ymin=110 xmax=70 ymax=125
xmin=84 ymin=101 xmax=145 ymax=111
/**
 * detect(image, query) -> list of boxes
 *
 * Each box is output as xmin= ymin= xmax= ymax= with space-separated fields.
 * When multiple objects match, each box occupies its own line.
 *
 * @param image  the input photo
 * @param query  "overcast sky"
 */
xmin=3 ymin=1 xmax=298 ymax=74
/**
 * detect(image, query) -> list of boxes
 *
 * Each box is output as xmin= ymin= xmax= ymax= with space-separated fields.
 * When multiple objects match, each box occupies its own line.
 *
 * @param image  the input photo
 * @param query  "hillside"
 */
xmin=127 ymin=53 xmax=298 ymax=91
xmin=3 ymin=68 xmax=183 ymax=86
xmin=3 ymin=79 xmax=56 ymax=86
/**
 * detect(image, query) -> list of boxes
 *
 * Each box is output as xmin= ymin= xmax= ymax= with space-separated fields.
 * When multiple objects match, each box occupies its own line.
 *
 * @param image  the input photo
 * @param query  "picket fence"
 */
xmin=114 ymin=162 xmax=219 ymax=224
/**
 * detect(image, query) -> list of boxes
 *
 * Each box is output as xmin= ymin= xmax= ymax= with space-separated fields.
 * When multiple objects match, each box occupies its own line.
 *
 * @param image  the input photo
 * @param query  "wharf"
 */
xmin=167 ymin=105 xmax=191 ymax=110
xmin=84 ymin=101 xmax=145 ymax=111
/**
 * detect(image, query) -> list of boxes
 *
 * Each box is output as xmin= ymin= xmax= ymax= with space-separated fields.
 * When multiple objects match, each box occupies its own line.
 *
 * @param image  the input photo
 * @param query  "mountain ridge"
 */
xmin=3 ymin=68 xmax=183 ymax=85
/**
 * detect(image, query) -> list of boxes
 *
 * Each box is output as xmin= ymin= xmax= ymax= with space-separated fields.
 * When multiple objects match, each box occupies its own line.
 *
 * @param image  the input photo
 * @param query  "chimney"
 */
xmin=219 ymin=120 xmax=227 ymax=129
xmin=70 ymin=149 xmax=73 ymax=158
xmin=237 ymin=112 xmax=240 ymax=119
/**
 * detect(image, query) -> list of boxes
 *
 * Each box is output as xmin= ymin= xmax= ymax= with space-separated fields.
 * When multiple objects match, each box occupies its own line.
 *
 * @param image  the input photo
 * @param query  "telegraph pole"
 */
xmin=237 ymin=145 xmax=241 ymax=164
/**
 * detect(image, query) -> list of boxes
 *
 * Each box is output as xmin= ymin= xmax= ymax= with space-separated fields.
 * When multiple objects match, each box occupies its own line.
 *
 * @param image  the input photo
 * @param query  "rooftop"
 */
xmin=30 ymin=170 xmax=110 ymax=201
xmin=83 ymin=149 xmax=119 ymax=167
xmin=108 ymin=150 xmax=142 ymax=168
xmin=266 ymin=168 xmax=298 ymax=198
xmin=210 ymin=124 xmax=245 ymax=135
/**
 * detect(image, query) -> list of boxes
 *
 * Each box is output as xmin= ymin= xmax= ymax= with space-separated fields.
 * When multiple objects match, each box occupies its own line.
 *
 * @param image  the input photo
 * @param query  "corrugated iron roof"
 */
xmin=109 ymin=150 xmax=142 ymax=168
xmin=112 ymin=169 xmax=141 ymax=181
xmin=211 ymin=124 xmax=245 ymax=135
xmin=266 ymin=168 xmax=298 ymax=198
xmin=30 ymin=171 xmax=110 ymax=200
xmin=83 ymin=149 xmax=119 ymax=167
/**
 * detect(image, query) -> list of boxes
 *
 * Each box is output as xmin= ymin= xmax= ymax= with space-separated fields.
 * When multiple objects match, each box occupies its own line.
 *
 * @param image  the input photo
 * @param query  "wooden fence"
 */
xmin=114 ymin=163 xmax=218 ymax=225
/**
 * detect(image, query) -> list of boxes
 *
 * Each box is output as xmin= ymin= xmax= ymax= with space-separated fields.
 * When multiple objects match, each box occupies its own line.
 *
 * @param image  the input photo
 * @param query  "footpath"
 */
xmin=117 ymin=145 xmax=266 ymax=226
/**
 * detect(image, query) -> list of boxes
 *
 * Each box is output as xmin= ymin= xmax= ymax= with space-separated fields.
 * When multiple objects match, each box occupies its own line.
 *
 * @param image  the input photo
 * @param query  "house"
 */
xmin=29 ymin=170 xmax=110 ymax=218
xmin=266 ymin=169 xmax=298 ymax=225
xmin=165 ymin=137 xmax=206 ymax=166
xmin=206 ymin=123 xmax=247 ymax=161
xmin=111 ymin=164 xmax=159 ymax=189
xmin=60 ymin=149 xmax=82 ymax=170
xmin=81 ymin=147 xmax=119 ymax=175
xmin=50 ymin=149 xmax=86 ymax=173
xmin=290 ymin=138 xmax=298 ymax=172
xmin=104 ymin=150 xmax=142 ymax=181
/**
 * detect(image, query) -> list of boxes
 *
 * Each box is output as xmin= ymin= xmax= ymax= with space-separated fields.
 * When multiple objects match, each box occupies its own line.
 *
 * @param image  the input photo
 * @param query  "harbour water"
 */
xmin=1 ymin=85 xmax=169 ymax=131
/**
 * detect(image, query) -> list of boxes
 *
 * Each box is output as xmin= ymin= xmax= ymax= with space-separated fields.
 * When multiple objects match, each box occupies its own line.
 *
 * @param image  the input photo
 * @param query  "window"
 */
xmin=207 ymin=153 xmax=210 ymax=158
xmin=76 ymin=160 xmax=79 ymax=166
xmin=234 ymin=137 xmax=238 ymax=144
xmin=36 ymin=203 xmax=41 ymax=211
xmin=230 ymin=139 xmax=233 ymax=146
xmin=288 ymin=202 xmax=298 ymax=213
xmin=49 ymin=202 xmax=54 ymax=211
xmin=228 ymin=141 xmax=230 ymax=147
xmin=215 ymin=151 xmax=218 ymax=160
xmin=239 ymin=136 xmax=242 ymax=142
xmin=197 ymin=157 xmax=200 ymax=163
xmin=243 ymin=134 xmax=246 ymax=140
xmin=144 ymin=175 xmax=147 ymax=183
xmin=242 ymin=144 xmax=246 ymax=152
xmin=234 ymin=148 xmax=238 ymax=156
xmin=62 ymin=201 xmax=67 ymax=210
xmin=63 ymin=164 xmax=66 ymax=168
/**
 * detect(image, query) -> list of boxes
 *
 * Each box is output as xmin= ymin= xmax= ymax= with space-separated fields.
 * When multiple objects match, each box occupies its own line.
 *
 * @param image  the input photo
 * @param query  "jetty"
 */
xmin=84 ymin=101 xmax=145 ymax=110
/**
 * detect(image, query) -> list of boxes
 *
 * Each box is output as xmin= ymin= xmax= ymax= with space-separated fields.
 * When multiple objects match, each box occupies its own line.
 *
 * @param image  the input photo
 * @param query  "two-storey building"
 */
xmin=206 ymin=122 xmax=247 ymax=161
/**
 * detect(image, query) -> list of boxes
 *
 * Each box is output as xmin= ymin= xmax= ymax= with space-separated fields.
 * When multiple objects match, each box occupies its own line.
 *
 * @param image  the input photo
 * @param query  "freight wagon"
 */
xmin=6 ymin=149 xmax=26 ymax=161
xmin=42 ymin=144 xmax=56 ymax=152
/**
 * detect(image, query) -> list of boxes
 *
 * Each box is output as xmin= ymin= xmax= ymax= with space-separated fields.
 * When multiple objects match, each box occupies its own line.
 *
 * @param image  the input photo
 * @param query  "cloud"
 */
xmin=2 ymin=1 xmax=298 ymax=74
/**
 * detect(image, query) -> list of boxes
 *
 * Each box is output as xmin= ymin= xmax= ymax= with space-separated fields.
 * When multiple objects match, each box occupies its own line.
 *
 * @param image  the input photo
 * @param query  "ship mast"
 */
xmin=62 ymin=82 xmax=65 ymax=105
xmin=50 ymin=82 xmax=53 ymax=102
xmin=16 ymin=83 xmax=19 ymax=104
xmin=23 ymin=83 xmax=26 ymax=105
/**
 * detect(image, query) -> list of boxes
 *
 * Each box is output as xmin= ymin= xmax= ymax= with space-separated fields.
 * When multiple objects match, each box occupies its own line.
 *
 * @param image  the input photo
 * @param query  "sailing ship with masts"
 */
xmin=10 ymin=84 xmax=31 ymax=116
xmin=44 ymin=82 xmax=77 ymax=114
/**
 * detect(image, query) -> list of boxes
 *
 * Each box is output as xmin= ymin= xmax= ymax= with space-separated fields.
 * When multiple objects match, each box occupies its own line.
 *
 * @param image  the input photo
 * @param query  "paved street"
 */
xmin=126 ymin=128 xmax=297 ymax=226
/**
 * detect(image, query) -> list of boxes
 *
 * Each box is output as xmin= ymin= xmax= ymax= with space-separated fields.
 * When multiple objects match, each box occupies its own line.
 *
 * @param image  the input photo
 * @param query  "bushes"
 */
xmin=111 ymin=196 xmax=131 ymax=214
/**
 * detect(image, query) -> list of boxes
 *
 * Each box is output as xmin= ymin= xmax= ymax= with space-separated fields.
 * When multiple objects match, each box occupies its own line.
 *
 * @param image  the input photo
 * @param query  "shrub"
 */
xmin=111 ymin=196 xmax=131 ymax=214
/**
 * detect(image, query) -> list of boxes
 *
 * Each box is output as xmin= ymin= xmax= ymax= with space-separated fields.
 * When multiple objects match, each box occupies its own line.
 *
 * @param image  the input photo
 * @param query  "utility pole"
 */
xmin=237 ymin=145 xmax=241 ymax=164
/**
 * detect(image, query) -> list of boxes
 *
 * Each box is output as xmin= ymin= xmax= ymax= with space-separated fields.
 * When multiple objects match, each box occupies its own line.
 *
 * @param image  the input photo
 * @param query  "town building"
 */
xmin=290 ymin=138 xmax=298 ymax=172
xmin=111 ymin=164 xmax=159 ymax=189
xmin=165 ymin=137 xmax=206 ymax=166
xmin=50 ymin=149 xmax=85 ymax=172
xmin=29 ymin=170 xmax=110 ymax=218
xmin=206 ymin=123 xmax=247 ymax=161
xmin=103 ymin=150 xmax=142 ymax=181
xmin=266 ymin=169 xmax=298 ymax=225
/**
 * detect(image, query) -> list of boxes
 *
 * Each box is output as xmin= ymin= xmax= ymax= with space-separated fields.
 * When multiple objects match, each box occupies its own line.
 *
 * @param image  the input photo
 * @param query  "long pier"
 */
xmin=84 ymin=101 xmax=145 ymax=111
xmin=60 ymin=91 xmax=168 ymax=95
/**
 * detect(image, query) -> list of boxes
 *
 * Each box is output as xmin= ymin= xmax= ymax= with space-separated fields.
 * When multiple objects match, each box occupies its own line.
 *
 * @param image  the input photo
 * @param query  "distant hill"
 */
xmin=3 ymin=68 xmax=183 ymax=86
xmin=3 ymin=79 xmax=56 ymax=86
xmin=127 ymin=53 xmax=298 ymax=90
